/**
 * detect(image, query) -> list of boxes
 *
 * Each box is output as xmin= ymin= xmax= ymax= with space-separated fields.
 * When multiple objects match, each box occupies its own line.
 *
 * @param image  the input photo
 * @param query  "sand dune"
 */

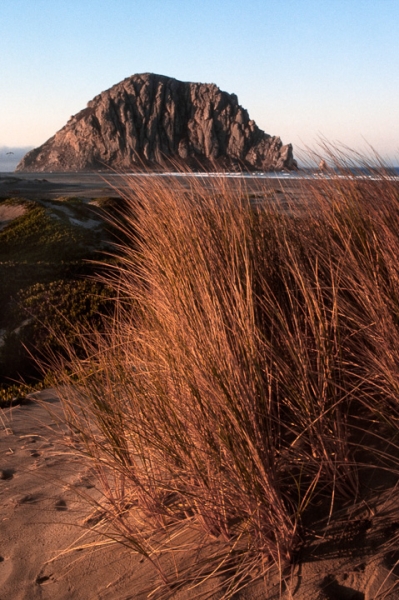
xmin=0 ymin=204 xmax=27 ymax=231
xmin=0 ymin=391 xmax=153 ymax=600
xmin=1 ymin=391 xmax=398 ymax=599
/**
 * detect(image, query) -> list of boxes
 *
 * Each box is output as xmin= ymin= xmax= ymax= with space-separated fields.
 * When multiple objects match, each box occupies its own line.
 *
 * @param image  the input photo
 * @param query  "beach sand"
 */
xmin=0 ymin=172 xmax=319 ymax=203
xmin=0 ymin=391 xmax=154 ymax=600
xmin=0 ymin=204 xmax=28 ymax=231
xmin=1 ymin=391 xmax=399 ymax=599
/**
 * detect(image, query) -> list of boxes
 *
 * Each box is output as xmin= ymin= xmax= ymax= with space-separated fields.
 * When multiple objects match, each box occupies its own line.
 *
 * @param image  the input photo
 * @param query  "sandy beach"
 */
xmin=0 ymin=173 xmax=120 ymax=200
xmin=1 ymin=383 xmax=398 ymax=599
xmin=0 ymin=171 xmax=320 ymax=203
xmin=0 ymin=390 xmax=164 ymax=600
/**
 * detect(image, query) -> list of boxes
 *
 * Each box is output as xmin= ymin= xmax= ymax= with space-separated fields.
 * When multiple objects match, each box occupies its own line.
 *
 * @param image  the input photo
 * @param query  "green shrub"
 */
xmin=0 ymin=197 xmax=117 ymax=392
xmin=0 ymin=279 xmax=114 ymax=388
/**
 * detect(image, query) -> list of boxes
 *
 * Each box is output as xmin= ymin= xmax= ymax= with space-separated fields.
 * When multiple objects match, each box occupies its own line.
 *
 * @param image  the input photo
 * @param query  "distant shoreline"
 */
xmin=1 ymin=168 xmax=398 ymax=201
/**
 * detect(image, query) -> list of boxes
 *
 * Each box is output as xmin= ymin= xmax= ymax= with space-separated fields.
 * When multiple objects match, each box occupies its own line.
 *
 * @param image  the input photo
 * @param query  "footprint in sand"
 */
xmin=36 ymin=574 xmax=53 ymax=585
xmin=55 ymin=499 xmax=68 ymax=511
xmin=363 ymin=557 xmax=399 ymax=599
xmin=18 ymin=493 xmax=40 ymax=505
xmin=0 ymin=469 xmax=15 ymax=480
xmin=76 ymin=476 xmax=95 ymax=489
xmin=321 ymin=575 xmax=364 ymax=599
xmin=0 ymin=556 xmax=13 ymax=589
xmin=20 ymin=435 xmax=40 ymax=447
xmin=84 ymin=510 xmax=105 ymax=527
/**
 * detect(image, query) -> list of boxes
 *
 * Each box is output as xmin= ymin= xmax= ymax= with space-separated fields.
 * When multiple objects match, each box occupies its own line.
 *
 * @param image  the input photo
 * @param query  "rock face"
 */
xmin=16 ymin=73 xmax=297 ymax=172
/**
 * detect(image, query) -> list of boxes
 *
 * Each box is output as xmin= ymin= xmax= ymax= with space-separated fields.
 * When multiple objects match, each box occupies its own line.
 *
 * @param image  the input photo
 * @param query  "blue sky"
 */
xmin=1 ymin=0 xmax=398 ymax=168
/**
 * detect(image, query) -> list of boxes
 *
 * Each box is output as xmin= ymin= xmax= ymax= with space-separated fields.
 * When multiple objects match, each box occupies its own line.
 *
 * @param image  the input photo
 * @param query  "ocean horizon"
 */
xmin=2 ymin=167 xmax=399 ymax=182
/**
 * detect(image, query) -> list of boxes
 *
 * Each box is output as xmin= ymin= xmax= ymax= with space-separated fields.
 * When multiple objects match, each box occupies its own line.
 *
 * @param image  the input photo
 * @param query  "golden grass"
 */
xmin=52 ymin=156 xmax=399 ymax=598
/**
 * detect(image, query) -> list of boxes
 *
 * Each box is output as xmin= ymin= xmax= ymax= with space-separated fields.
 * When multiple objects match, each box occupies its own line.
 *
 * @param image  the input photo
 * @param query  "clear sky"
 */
xmin=1 ymin=0 xmax=398 ymax=168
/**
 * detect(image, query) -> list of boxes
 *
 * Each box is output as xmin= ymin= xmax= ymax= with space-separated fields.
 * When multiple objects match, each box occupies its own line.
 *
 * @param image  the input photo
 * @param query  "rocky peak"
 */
xmin=16 ymin=73 xmax=297 ymax=172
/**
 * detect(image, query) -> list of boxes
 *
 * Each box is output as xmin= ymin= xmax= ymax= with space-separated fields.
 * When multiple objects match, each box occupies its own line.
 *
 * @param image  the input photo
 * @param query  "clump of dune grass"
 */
xmin=53 ymin=156 xmax=399 ymax=598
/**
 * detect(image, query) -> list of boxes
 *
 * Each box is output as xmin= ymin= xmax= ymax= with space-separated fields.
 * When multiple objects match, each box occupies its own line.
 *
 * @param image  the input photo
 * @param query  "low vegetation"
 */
xmin=0 ymin=279 xmax=114 ymax=385
xmin=51 ymin=158 xmax=399 ymax=597
xmin=0 ymin=196 xmax=115 ymax=404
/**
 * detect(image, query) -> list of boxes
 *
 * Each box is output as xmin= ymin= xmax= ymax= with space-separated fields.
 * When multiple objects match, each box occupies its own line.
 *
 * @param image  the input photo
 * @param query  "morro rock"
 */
xmin=16 ymin=73 xmax=297 ymax=172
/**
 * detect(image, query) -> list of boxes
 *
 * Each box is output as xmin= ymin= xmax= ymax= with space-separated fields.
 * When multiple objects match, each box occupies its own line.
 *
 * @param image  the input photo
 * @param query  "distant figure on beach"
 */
xmin=319 ymin=159 xmax=328 ymax=172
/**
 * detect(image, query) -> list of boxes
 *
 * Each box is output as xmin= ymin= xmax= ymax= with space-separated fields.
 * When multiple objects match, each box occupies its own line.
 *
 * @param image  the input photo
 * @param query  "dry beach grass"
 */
xmin=3 ymin=155 xmax=399 ymax=598
xmin=48 ymin=156 xmax=399 ymax=598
